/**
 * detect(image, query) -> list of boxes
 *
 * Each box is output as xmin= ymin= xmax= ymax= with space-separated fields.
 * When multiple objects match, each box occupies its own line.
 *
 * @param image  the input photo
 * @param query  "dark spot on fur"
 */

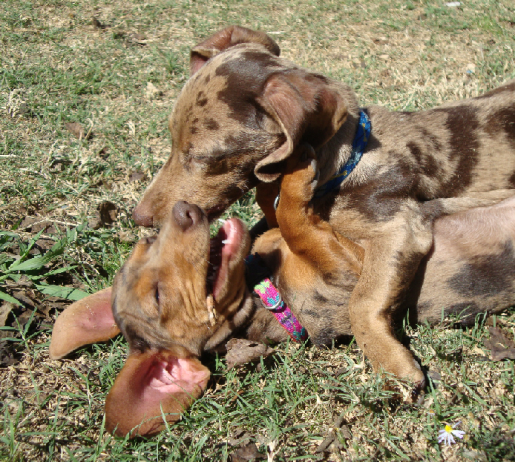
xmin=411 ymin=140 xmax=442 ymax=186
xmin=124 ymin=325 xmax=152 ymax=352
xmin=509 ymin=171 xmax=515 ymax=187
xmin=204 ymin=118 xmax=219 ymax=130
xmin=190 ymin=126 xmax=198 ymax=134
xmin=407 ymin=141 xmax=422 ymax=160
xmin=321 ymin=270 xmax=358 ymax=291
xmin=204 ymin=74 xmax=211 ymax=84
xmin=444 ymin=107 xmax=480 ymax=159
xmin=485 ymin=106 xmax=515 ymax=149
xmin=183 ymin=107 xmax=195 ymax=123
xmin=312 ymin=326 xmax=340 ymax=346
xmin=119 ymin=266 xmax=128 ymax=287
xmin=313 ymin=290 xmax=329 ymax=304
xmin=215 ymin=51 xmax=278 ymax=124
xmin=435 ymin=106 xmax=481 ymax=195
xmin=181 ymin=143 xmax=194 ymax=171
xmin=345 ymin=160 xmax=412 ymax=221
xmin=448 ymin=241 xmax=515 ymax=297
xmin=420 ymin=127 xmax=443 ymax=153
xmin=300 ymin=308 xmax=340 ymax=345
xmin=196 ymin=91 xmax=208 ymax=107
xmin=301 ymin=309 xmax=319 ymax=319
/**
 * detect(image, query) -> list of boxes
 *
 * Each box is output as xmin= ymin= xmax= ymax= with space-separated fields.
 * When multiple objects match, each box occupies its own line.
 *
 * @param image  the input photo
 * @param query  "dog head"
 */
xmin=113 ymin=201 xmax=252 ymax=356
xmin=133 ymin=25 xmax=349 ymax=227
xmin=49 ymin=201 xmax=251 ymax=437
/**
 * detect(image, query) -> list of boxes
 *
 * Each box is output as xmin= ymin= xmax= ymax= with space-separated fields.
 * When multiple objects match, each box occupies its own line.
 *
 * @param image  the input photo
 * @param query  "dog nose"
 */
xmin=133 ymin=203 xmax=154 ymax=227
xmin=172 ymin=201 xmax=202 ymax=231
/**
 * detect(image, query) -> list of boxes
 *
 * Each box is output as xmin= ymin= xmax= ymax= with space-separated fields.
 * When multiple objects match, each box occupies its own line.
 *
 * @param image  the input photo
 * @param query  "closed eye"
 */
xmin=155 ymin=285 xmax=160 ymax=312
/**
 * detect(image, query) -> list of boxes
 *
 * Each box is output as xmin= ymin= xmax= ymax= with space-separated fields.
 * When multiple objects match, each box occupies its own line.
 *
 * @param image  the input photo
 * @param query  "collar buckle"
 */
xmin=262 ymin=294 xmax=282 ymax=311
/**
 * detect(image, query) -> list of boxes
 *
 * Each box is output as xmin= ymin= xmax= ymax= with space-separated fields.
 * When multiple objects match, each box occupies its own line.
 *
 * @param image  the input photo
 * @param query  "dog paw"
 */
xmin=384 ymin=373 xmax=426 ymax=404
xmin=402 ymin=366 xmax=427 ymax=404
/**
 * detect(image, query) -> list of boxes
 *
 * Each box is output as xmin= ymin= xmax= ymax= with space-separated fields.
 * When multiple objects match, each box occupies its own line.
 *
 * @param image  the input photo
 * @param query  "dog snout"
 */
xmin=133 ymin=203 xmax=154 ymax=227
xmin=172 ymin=201 xmax=203 ymax=231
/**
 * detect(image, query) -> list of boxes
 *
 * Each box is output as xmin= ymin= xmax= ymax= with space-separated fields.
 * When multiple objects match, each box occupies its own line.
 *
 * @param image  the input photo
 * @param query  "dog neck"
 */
xmin=314 ymin=110 xmax=371 ymax=199
xmin=202 ymin=273 xmax=293 ymax=351
xmin=203 ymin=286 xmax=256 ymax=351
xmin=315 ymin=83 xmax=362 ymax=187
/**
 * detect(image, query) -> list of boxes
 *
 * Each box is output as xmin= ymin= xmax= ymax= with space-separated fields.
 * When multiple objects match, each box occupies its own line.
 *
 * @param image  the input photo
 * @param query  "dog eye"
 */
xmin=154 ymin=286 xmax=160 ymax=307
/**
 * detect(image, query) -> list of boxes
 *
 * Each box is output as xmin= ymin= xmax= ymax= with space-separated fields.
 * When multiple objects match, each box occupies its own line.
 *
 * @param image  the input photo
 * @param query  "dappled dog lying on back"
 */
xmin=131 ymin=25 xmax=515 ymax=386
xmin=50 ymin=148 xmax=515 ymax=437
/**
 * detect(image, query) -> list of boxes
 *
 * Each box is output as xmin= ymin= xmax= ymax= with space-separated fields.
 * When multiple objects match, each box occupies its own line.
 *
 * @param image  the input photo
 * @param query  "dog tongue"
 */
xmin=212 ymin=218 xmax=243 ymax=299
xmin=105 ymin=349 xmax=210 ymax=437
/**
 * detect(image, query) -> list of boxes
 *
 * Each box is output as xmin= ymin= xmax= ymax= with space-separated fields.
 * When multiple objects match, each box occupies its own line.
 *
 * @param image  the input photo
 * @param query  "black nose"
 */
xmin=172 ymin=201 xmax=203 ymax=231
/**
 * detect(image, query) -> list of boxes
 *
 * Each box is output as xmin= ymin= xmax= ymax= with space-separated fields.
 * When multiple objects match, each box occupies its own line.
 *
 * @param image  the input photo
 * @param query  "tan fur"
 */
xmin=132 ymin=26 xmax=515 ymax=384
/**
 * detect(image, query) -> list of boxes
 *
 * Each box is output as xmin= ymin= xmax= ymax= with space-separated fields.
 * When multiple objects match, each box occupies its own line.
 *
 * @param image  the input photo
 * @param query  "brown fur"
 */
xmin=50 ymin=150 xmax=515 ymax=436
xmin=123 ymin=147 xmax=515 ymax=363
xmin=132 ymin=26 xmax=515 ymax=384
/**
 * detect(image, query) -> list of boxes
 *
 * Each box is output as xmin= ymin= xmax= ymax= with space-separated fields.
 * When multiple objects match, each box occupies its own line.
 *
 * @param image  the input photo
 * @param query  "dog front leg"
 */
xmin=348 ymin=210 xmax=433 ymax=389
xmin=256 ymin=181 xmax=280 ymax=228
xmin=276 ymin=144 xmax=364 ymax=275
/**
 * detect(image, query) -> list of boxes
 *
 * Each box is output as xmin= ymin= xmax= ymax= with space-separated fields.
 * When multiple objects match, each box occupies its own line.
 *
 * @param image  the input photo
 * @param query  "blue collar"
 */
xmin=313 ymin=109 xmax=371 ymax=198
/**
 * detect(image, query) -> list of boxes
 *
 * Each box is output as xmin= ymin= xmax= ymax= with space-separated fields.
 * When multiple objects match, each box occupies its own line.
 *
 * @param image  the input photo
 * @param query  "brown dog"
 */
xmin=131 ymin=26 xmax=515 ymax=385
xmin=50 ymin=147 xmax=515 ymax=437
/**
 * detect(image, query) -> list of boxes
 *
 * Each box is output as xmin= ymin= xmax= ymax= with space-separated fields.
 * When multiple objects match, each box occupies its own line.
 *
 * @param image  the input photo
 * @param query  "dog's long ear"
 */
xmin=105 ymin=349 xmax=210 ymax=437
xmin=190 ymin=25 xmax=280 ymax=75
xmin=254 ymin=71 xmax=348 ymax=182
xmin=49 ymin=287 xmax=119 ymax=359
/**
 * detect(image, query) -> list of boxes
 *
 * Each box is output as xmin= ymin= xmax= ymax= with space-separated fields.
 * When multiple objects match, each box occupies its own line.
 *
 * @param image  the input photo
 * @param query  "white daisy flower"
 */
xmin=438 ymin=421 xmax=465 ymax=446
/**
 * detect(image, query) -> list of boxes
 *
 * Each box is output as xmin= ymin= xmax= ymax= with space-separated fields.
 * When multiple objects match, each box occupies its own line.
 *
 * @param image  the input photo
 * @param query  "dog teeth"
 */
xmin=162 ymin=367 xmax=175 ymax=383
xmin=221 ymin=239 xmax=229 ymax=245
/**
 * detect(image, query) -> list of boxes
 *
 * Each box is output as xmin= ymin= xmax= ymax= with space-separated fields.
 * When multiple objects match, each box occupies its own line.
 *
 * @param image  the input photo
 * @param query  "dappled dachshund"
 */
xmin=51 ymin=146 xmax=515 ymax=437
xmin=131 ymin=26 xmax=515 ymax=386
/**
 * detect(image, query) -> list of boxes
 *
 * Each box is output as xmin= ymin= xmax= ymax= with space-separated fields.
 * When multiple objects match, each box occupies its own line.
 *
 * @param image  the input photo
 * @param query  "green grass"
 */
xmin=1 ymin=0 xmax=515 ymax=460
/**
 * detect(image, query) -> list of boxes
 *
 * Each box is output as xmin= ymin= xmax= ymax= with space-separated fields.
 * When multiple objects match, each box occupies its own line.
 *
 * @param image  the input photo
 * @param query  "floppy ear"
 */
xmin=190 ymin=25 xmax=280 ymax=75
xmin=105 ymin=349 xmax=210 ymax=437
xmin=254 ymin=70 xmax=348 ymax=182
xmin=49 ymin=287 xmax=120 ymax=359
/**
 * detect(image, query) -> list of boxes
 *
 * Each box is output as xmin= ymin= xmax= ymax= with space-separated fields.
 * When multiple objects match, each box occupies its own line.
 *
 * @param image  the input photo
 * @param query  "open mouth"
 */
xmin=206 ymin=218 xmax=245 ymax=300
xmin=206 ymin=205 xmax=226 ymax=222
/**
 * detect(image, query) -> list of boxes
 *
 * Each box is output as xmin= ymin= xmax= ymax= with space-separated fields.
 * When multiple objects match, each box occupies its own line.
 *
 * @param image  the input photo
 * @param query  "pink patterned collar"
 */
xmin=245 ymin=254 xmax=308 ymax=343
